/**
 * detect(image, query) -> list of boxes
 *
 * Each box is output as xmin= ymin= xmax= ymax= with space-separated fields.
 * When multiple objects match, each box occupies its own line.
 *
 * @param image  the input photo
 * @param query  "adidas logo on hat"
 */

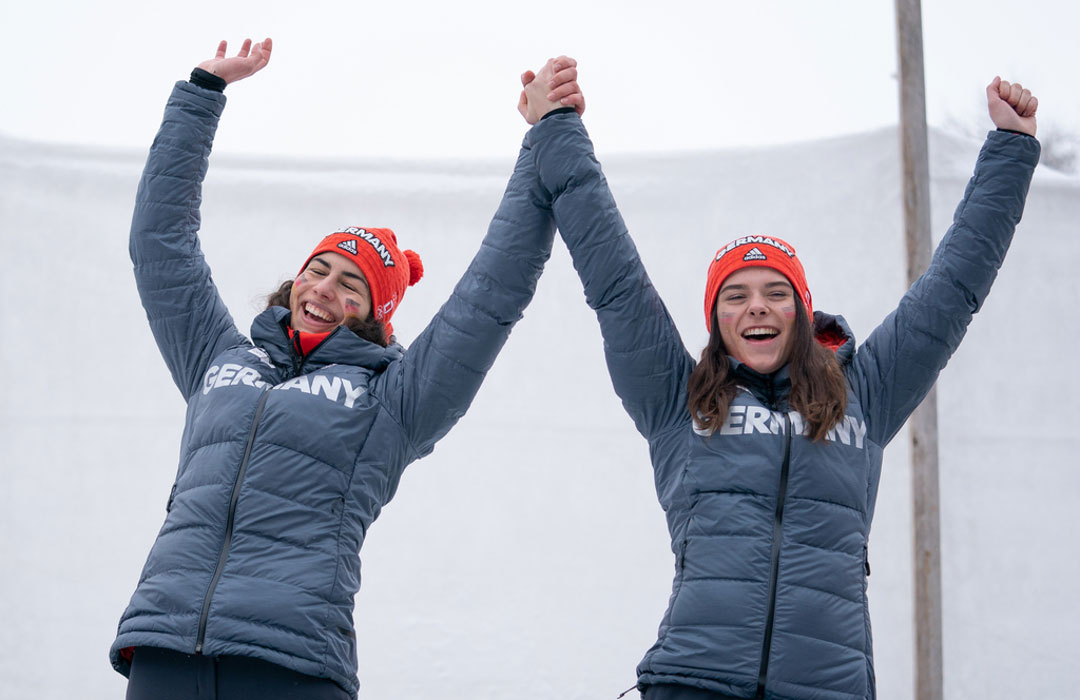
xmin=337 ymin=239 xmax=359 ymax=255
xmin=742 ymin=247 xmax=767 ymax=262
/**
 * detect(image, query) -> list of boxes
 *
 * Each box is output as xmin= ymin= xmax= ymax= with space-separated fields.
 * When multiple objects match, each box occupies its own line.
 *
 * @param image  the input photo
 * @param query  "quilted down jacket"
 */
xmin=526 ymin=112 xmax=1038 ymax=700
xmin=110 ymin=80 xmax=556 ymax=697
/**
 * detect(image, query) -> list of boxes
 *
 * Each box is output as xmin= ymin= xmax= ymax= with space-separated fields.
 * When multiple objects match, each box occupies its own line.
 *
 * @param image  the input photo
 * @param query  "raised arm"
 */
xmin=130 ymin=39 xmax=272 ymax=400
xmin=851 ymin=77 xmax=1040 ymax=445
xmin=523 ymin=65 xmax=695 ymax=443
xmin=393 ymin=58 xmax=580 ymax=455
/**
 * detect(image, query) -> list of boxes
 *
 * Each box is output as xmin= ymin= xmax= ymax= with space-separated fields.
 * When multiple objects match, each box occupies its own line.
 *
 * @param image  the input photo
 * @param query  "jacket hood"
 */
xmin=251 ymin=306 xmax=404 ymax=373
xmin=813 ymin=310 xmax=855 ymax=366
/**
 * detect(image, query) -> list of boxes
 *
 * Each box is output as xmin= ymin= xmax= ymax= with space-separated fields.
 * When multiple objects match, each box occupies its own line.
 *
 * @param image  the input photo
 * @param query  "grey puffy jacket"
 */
xmin=527 ymin=113 xmax=1038 ymax=700
xmin=109 ymin=81 xmax=555 ymax=697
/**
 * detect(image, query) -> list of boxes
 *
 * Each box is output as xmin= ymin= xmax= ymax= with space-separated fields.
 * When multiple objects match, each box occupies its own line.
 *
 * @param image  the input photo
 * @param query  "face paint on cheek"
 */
xmin=782 ymin=306 xmax=796 ymax=319
xmin=719 ymin=312 xmax=736 ymax=325
xmin=344 ymin=299 xmax=363 ymax=316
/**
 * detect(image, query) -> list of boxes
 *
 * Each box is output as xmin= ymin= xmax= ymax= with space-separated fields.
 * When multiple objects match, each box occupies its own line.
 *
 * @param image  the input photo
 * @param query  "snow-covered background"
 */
xmin=3 ymin=1 xmax=1080 ymax=697
xmin=2 ymin=113 xmax=1078 ymax=700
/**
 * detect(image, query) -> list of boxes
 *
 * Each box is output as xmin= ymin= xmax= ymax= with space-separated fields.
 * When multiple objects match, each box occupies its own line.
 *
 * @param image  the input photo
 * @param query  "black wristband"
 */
xmin=541 ymin=106 xmax=577 ymax=121
xmin=190 ymin=68 xmax=227 ymax=93
xmin=997 ymin=127 xmax=1034 ymax=138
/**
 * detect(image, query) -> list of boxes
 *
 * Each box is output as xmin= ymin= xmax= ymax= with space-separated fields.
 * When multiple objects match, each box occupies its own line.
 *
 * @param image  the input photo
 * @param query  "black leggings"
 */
xmin=125 ymin=646 xmax=351 ymax=700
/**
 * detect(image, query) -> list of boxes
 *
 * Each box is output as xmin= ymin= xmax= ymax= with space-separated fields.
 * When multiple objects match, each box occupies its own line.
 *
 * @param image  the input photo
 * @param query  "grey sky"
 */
xmin=2 ymin=0 xmax=1074 ymax=159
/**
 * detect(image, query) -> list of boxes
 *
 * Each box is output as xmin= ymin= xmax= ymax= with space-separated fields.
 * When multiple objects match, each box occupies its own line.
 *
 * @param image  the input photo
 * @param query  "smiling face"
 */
xmin=288 ymin=253 xmax=372 ymax=334
xmin=714 ymin=266 xmax=798 ymax=374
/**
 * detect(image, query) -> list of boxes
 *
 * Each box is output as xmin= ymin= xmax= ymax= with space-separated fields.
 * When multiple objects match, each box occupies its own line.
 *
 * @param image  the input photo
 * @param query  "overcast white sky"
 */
xmin=2 ymin=0 xmax=1075 ymax=160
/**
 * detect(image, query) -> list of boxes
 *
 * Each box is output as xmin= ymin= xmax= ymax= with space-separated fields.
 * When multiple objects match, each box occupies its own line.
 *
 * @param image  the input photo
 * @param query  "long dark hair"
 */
xmin=267 ymin=280 xmax=389 ymax=347
xmin=686 ymin=295 xmax=847 ymax=441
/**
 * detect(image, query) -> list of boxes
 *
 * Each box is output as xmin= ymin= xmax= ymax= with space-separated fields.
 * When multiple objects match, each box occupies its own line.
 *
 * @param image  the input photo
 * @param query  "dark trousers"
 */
xmin=126 ymin=646 xmax=351 ymax=700
xmin=641 ymin=684 xmax=743 ymax=700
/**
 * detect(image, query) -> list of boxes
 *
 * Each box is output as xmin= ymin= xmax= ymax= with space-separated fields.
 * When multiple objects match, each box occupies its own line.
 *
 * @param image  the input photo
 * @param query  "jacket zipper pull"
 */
xmin=290 ymin=332 xmax=304 ymax=378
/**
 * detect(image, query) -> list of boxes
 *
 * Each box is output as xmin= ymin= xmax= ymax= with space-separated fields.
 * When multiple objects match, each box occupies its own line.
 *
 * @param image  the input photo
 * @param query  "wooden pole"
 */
xmin=894 ymin=2 xmax=943 ymax=699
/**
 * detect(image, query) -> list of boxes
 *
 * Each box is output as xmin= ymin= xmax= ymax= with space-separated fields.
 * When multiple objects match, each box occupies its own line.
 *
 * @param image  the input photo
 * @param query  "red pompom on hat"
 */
xmin=299 ymin=226 xmax=423 ymax=338
xmin=703 ymin=235 xmax=812 ymax=333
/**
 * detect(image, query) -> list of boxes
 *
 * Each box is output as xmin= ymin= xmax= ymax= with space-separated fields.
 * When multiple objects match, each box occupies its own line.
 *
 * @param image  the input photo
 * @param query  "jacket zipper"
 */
xmin=756 ymin=414 xmax=793 ymax=698
xmin=194 ymin=389 xmax=271 ymax=654
xmin=290 ymin=330 xmax=306 ymax=378
xmin=287 ymin=324 xmax=340 ymax=379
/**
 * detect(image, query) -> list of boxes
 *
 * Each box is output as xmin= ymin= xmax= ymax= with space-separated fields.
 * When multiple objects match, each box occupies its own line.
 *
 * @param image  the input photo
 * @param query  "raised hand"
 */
xmin=987 ymin=76 xmax=1037 ymax=137
xmin=546 ymin=56 xmax=584 ymax=116
xmin=197 ymin=38 xmax=273 ymax=85
xmin=518 ymin=55 xmax=584 ymax=125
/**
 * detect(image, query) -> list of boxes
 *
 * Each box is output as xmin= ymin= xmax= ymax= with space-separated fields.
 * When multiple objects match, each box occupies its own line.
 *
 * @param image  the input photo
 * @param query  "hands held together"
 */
xmin=519 ymin=56 xmax=585 ymax=125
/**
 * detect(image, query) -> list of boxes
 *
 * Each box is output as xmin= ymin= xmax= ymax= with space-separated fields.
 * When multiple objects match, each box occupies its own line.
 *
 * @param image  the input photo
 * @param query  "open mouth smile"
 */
xmin=742 ymin=327 xmax=780 ymax=343
xmin=303 ymin=302 xmax=337 ymax=325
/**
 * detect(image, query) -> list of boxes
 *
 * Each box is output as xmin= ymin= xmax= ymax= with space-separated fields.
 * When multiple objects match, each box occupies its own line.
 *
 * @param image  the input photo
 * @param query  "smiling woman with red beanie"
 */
xmin=521 ymin=66 xmax=1039 ymax=700
xmin=109 ymin=39 xmax=584 ymax=700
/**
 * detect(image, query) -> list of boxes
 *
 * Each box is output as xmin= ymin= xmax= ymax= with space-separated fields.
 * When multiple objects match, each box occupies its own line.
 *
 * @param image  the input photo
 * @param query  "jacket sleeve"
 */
xmin=130 ymin=81 xmax=248 ymax=401
xmin=393 ymin=131 xmax=556 ymax=456
xmin=850 ymin=130 xmax=1040 ymax=446
xmin=526 ymin=112 xmax=695 ymax=442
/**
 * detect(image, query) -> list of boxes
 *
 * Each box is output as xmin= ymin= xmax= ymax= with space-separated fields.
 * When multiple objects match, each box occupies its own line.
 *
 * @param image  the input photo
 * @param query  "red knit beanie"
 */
xmin=703 ymin=235 xmax=812 ymax=333
xmin=299 ymin=226 xmax=424 ymax=337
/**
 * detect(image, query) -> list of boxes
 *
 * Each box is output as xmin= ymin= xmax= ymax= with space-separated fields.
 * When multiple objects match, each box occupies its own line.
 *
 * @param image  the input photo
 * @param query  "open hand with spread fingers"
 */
xmin=197 ymin=38 xmax=273 ymax=85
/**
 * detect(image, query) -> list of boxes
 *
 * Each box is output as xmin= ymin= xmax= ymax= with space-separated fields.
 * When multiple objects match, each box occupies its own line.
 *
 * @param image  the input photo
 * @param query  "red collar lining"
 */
xmin=288 ymin=327 xmax=333 ymax=357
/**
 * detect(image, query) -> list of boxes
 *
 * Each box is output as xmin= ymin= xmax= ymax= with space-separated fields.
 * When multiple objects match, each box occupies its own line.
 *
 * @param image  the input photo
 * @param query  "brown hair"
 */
xmin=686 ymin=296 xmax=847 ymax=441
xmin=267 ymin=280 xmax=389 ymax=348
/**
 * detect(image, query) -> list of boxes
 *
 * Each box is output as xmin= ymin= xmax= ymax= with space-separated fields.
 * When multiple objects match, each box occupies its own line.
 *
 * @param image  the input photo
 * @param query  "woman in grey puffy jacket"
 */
xmin=110 ymin=40 xmax=583 ymax=699
xmin=520 ymin=66 xmax=1039 ymax=700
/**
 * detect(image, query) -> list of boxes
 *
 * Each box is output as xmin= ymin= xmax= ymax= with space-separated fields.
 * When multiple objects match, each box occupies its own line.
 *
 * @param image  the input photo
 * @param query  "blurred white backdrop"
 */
xmin=2 ymin=2 xmax=1078 ymax=699
xmin=2 ymin=0 xmax=1076 ymax=160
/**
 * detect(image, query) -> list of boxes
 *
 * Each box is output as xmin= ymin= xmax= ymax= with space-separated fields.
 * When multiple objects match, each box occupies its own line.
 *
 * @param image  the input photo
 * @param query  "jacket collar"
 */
xmin=251 ymin=306 xmax=403 ymax=373
xmin=729 ymin=360 xmax=792 ymax=411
